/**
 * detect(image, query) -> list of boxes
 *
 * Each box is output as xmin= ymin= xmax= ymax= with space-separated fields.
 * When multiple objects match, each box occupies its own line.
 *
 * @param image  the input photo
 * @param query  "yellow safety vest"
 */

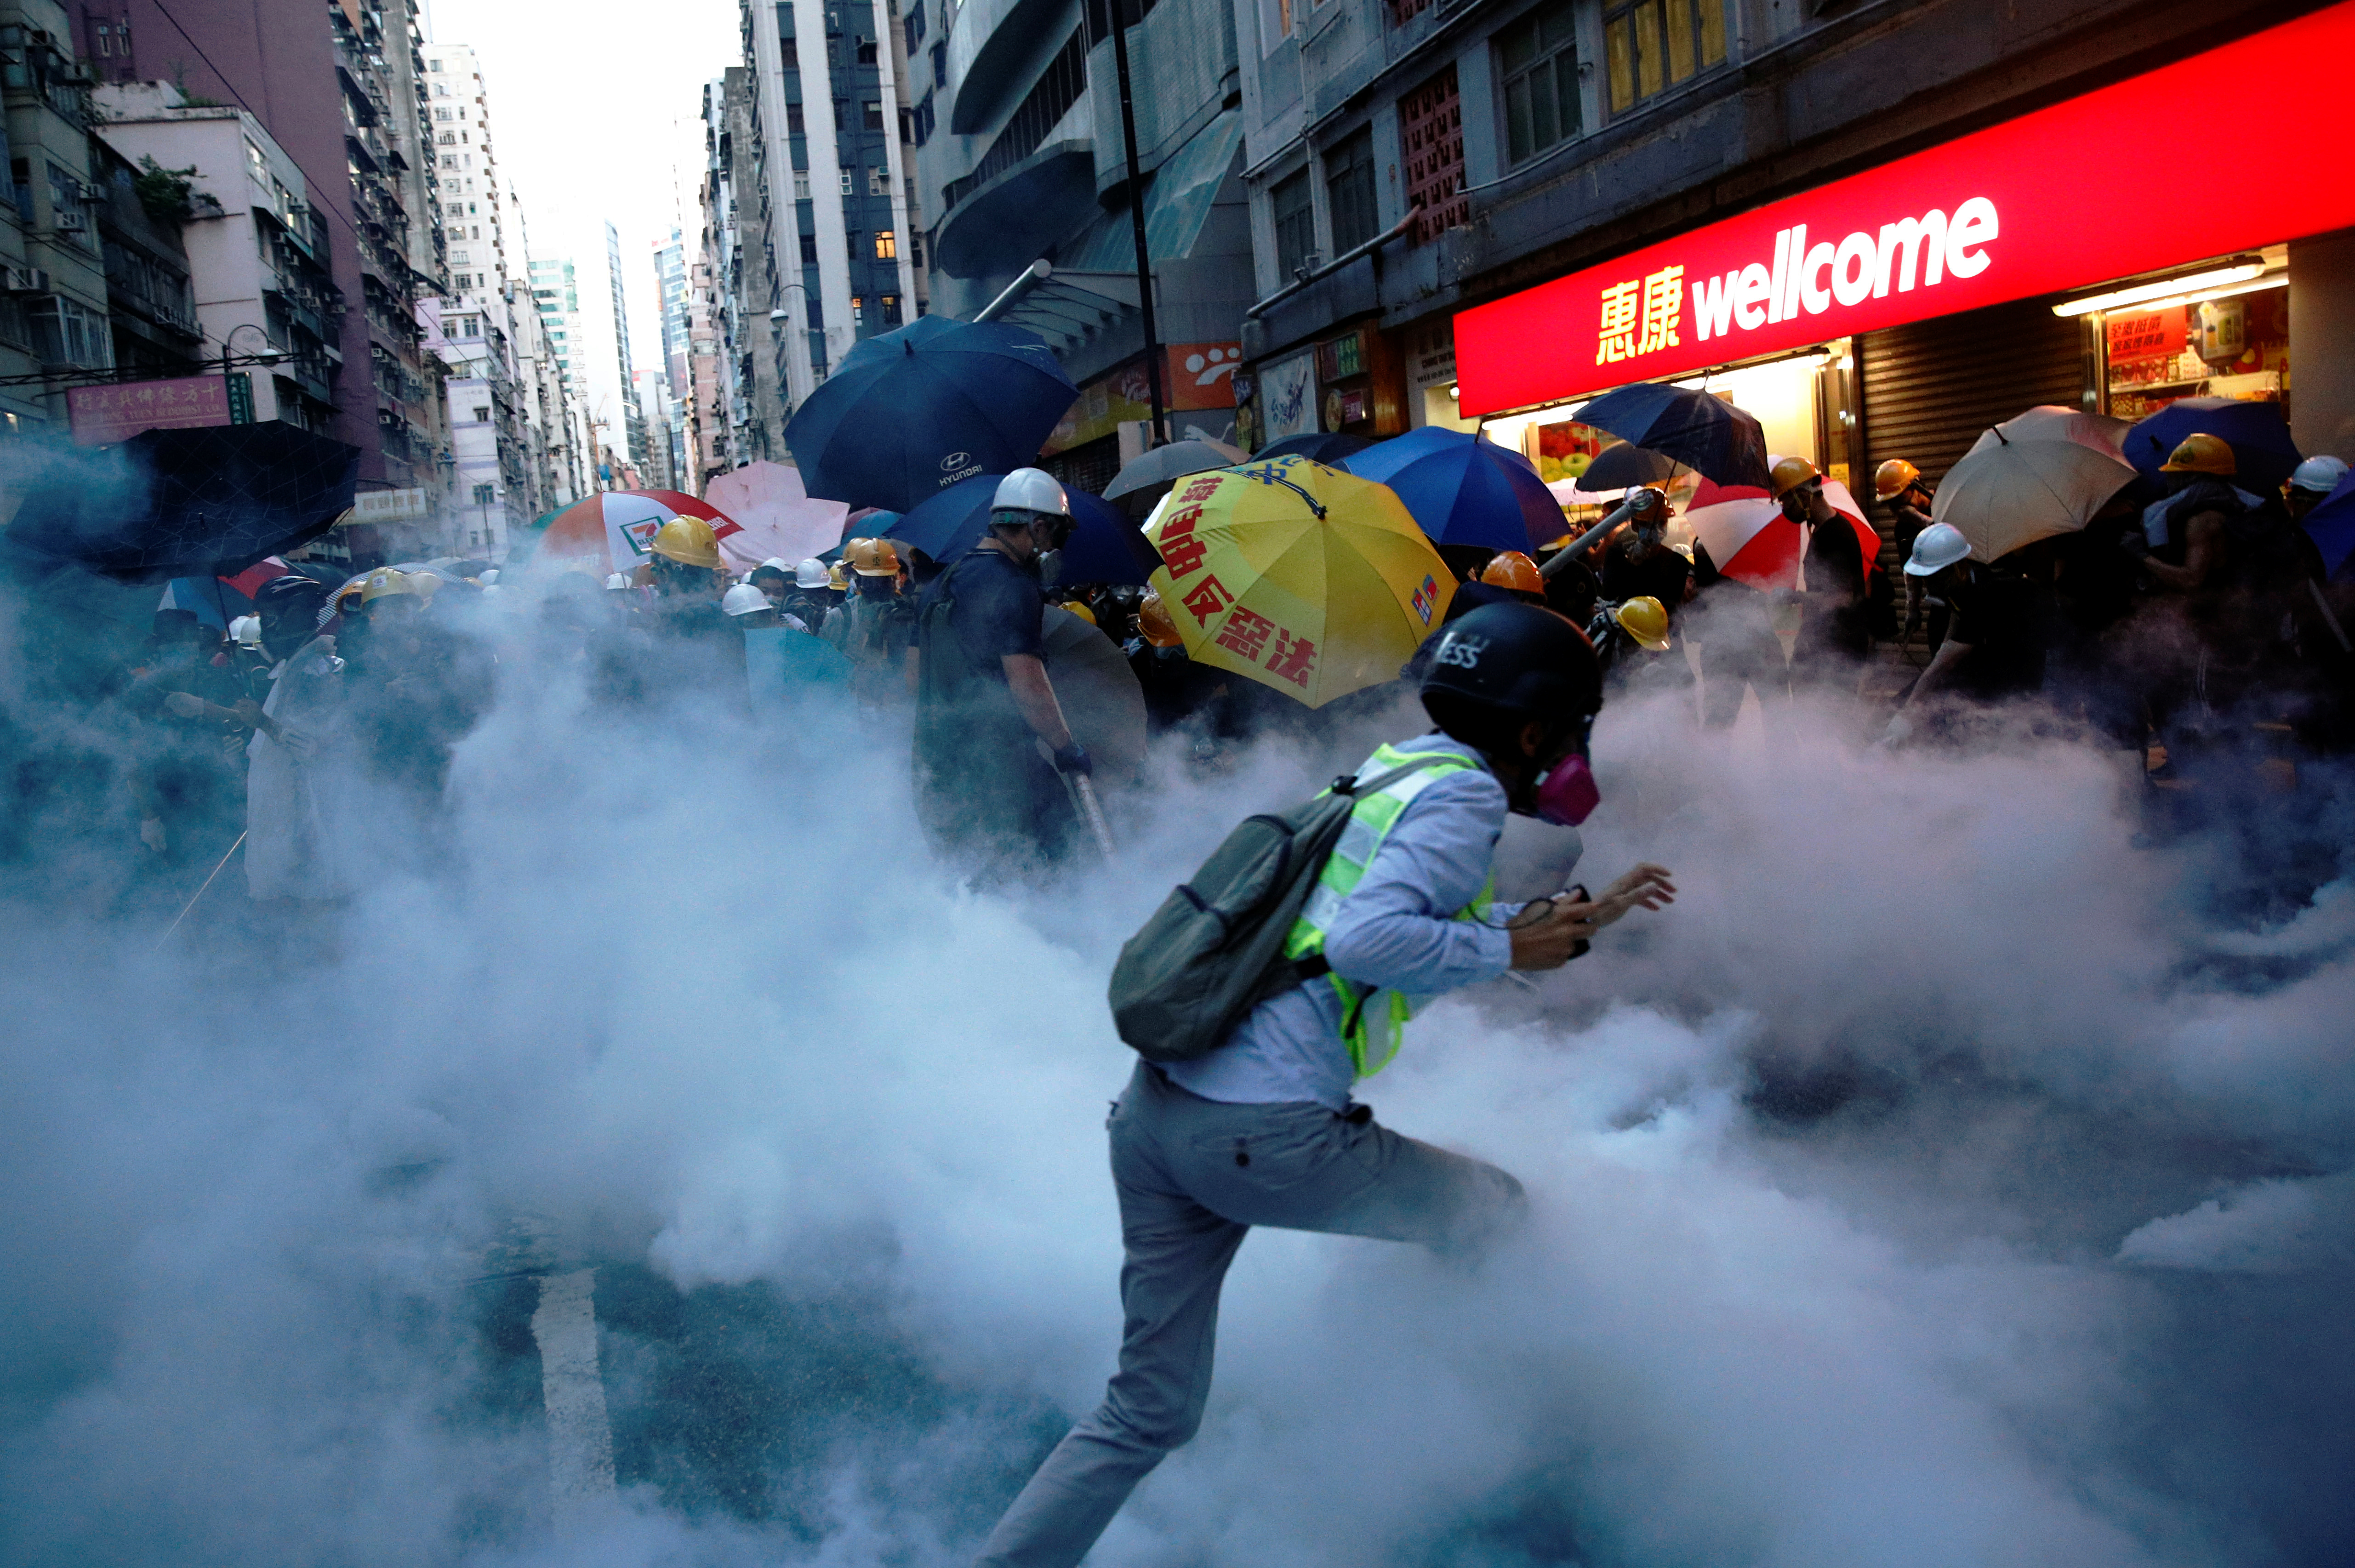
xmin=1283 ymin=742 xmax=1495 ymax=1078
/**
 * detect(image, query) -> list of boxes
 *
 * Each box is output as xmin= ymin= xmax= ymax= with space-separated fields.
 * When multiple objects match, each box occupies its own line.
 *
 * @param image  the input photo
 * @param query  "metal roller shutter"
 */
xmin=1858 ymin=295 xmax=2091 ymax=575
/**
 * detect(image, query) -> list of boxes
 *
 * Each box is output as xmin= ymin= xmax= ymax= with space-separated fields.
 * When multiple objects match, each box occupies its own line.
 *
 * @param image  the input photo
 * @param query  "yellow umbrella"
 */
xmin=1144 ymin=455 xmax=1454 ymax=708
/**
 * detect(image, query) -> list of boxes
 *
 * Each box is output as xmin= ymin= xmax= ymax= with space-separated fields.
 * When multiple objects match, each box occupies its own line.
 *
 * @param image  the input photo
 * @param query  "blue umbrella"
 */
xmin=892 ymin=474 xmax=1154 ymax=585
xmin=2298 ymin=472 xmax=2355 ymax=579
xmin=6 ymin=421 xmax=360 ymax=582
xmin=1569 ymin=382 xmax=1770 ymax=489
xmin=783 ymin=317 xmax=1078 ymax=512
xmin=1342 ymin=426 xmax=1559 ymax=553
xmin=2123 ymin=396 xmax=2302 ymax=494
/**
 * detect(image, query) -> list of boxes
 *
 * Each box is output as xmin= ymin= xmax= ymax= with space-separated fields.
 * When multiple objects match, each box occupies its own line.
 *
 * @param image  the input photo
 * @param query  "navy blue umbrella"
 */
xmin=1570 ymin=382 xmax=1770 ymax=489
xmin=1257 ymin=432 xmax=1375 ymax=464
xmin=1580 ymin=441 xmax=1679 ymax=490
xmin=2122 ymin=396 xmax=2302 ymax=495
xmin=1342 ymin=426 xmax=1559 ymax=553
xmin=783 ymin=317 xmax=1079 ymax=512
xmin=5 ymin=420 xmax=360 ymax=582
xmin=892 ymin=474 xmax=1154 ymax=585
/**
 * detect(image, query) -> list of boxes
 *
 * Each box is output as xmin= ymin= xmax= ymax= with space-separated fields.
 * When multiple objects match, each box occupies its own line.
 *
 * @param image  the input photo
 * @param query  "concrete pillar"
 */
xmin=2289 ymin=227 xmax=2355 ymax=460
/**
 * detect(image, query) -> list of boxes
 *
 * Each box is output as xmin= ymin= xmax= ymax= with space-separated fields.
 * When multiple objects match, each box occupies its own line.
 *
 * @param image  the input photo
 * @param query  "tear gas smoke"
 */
xmin=0 ymin=561 xmax=2351 ymax=1568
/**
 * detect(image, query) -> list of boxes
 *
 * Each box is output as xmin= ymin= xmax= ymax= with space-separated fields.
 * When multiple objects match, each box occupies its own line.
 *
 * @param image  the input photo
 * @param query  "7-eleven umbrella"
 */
xmin=532 ymin=489 xmax=736 ymax=575
xmin=1682 ymin=472 xmax=1878 ymax=591
xmin=1144 ymin=455 xmax=1453 ymax=709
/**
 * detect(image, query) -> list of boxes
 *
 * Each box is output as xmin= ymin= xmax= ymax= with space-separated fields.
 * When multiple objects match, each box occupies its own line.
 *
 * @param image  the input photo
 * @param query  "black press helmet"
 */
xmin=1418 ymin=601 xmax=1602 ymax=749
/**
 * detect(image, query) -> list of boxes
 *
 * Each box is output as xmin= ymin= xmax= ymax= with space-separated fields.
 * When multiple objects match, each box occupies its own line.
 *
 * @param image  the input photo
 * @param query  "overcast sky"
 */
xmin=422 ymin=0 xmax=739 ymax=369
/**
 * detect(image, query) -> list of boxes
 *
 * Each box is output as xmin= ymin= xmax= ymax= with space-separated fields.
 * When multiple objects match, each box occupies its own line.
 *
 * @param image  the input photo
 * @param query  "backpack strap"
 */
xmin=1286 ymin=752 xmax=1462 ymax=986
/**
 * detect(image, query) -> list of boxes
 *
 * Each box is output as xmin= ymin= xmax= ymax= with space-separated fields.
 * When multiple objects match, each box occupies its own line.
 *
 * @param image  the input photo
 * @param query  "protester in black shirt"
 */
xmin=912 ymin=468 xmax=1090 ymax=875
xmin=1773 ymin=458 xmax=1870 ymax=687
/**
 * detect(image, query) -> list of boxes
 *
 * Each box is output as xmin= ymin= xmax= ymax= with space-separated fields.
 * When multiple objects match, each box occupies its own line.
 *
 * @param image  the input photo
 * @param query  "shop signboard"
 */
xmin=66 ymin=375 xmax=230 ymax=445
xmin=353 ymin=487 xmax=431 ymax=523
xmin=1454 ymin=1 xmax=2355 ymax=417
xmin=1041 ymin=344 xmax=1245 ymax=455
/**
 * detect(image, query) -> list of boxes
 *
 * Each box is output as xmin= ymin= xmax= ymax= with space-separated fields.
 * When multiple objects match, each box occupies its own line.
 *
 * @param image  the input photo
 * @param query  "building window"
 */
xmin=434 ymin=82 xmax=449 ymax=96
xmin=904 ymin=6 xmax=925 ymax=50
xmin=430 ymin=58 xmax=442 ymax=70
xmin=851 ymin=295 xmax=863 ymax=324
xmin=855 ymin=34 xmax=878 ymax=63
xmin=1400 ymin=63 xmax=1467 ymax=242
xmin=473 ymin=404 xmax=490 ymax=421
xmin=473 ymin=482 xmax=496 ymax=505
xmin=867 ymin=166 xmax=890 ymax=195
xmin=1324 ymin=127 xmax=1377 ymax=253
xmin=839 ymin=170 xmax=854 ymax=194
xmin=800 ymin=233 xmax=818 ymax=262
xmin=787 ymin=101 xmax=805 ymax=134
xmin=28 ymin=295 xmax=113 ymax=368
xmin=863 ymin=99 xmax=884 ymax=130
xmin=435 ymin=107 xmax=452 ymax=121
xmin=1258 ymin=0 xmax=1292 ymax=50
xmin=875 ymin=228 xmax=896 ymax=259
xmin=1603 ymin=0 xmax=1725 ymax=115
xmin=911 ymin=95 xmax=935 ymax=145
xmin=931 ymin=41 xmax=947 ymax=89
xmin=1270 ymin=166 xmax=1314 ymax=280
xmin=881 ymin=293 xmax=901 ymax=324
xmin=794 ymin=170 xmax=811 ymax=199
xmin=1498 ymin=0 xmax=1580 ymax=164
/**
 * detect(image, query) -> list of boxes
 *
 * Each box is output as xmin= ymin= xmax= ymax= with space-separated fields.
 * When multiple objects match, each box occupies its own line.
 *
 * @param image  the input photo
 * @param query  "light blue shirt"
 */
xmin=1163 ymin=733 xmax=1516 ymax=1111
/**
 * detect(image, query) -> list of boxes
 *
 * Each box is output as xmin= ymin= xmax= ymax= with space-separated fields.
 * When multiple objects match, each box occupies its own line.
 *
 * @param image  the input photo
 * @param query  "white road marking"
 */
xmin=531 ymin=1268 xmax=617 ymax=1530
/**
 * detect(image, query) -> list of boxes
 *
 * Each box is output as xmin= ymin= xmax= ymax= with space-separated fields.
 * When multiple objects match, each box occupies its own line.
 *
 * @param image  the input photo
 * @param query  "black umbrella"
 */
xmin=1257 ymin=432 xmax=1375 ymax=464
xmin=1580 ymin=441 xmax=1679 ymax=490
xmin=1570 ymin=383 xmax=1769 ymax=489
xmin=5 ymin=421 xmax=361 ymax=583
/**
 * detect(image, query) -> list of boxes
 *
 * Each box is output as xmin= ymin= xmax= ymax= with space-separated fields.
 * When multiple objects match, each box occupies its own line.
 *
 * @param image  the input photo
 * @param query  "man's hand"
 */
xmin=1507 ymin=863 xmax=1676 ymax=971
xmin=163 ymin=690 xmax=207 ymax=719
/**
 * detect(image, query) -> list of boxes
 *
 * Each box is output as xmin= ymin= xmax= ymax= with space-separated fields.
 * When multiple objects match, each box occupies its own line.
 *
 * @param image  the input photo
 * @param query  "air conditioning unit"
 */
xmin=0 ymin=266 xmax=49 ymax=293
xmin=53 ymin=210 xmax=86 ymax=232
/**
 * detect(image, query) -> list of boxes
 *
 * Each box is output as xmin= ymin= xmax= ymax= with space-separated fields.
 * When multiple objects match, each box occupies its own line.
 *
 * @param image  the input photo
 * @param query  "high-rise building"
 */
xmin=700 ymin=67 xmax=784 ymax=468
xmin=111 ymin=0 xmax=417 ymax=485
xmin=741 ymin=0 xmax=923 ymax=415
xmin=420 ymin=42 xmax=545 ymax=555
xmin=528 ymin=253 xmax=592 ymax=496
xmin=653 ymin=228 xmax=690 ymax=489
xmin=605 ymin=219 xmax=646 ymax=477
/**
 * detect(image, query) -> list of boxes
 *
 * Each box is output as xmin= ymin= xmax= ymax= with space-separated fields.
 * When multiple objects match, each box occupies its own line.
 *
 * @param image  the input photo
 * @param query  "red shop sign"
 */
xmin=1454 ymin=1 xmax=2355 ymax=417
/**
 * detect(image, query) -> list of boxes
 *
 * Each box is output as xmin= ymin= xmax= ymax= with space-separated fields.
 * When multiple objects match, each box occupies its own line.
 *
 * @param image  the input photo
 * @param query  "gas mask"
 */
xmin=1533 ymin=755 xmax=1601 ymax=826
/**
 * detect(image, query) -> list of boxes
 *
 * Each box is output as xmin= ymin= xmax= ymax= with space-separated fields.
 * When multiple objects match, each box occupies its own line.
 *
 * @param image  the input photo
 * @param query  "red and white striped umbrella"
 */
xmin=1684 ymin=473 xmax=1879 ymax=591
xmin=535 ymin=489 xmax=738 ymax=575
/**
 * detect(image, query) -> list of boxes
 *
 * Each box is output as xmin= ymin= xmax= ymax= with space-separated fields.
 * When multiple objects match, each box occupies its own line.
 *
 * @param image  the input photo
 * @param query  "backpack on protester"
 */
xmin=1106 ymin=756 xmax=1447 ymax=1062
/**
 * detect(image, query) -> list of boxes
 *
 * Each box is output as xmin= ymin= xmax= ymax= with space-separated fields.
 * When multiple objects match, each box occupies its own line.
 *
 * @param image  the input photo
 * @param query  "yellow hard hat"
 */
xmin=845 ymin=537 xmax=901 ymax=577
xmin=1874 ymin=458 xmax=1923 ymax=500
xmin=1477 ymin=550 xmax=1544 ymax=594
xmin=826 ymin=562 xmax=850 ymax=591
xmin=1137 ymin=589 xmax=1182 ymax=648
xmin=2161 ymin=432 xmax=2236 ymax=477
xmin=650 ymin=514 xmax=722 ymax=569
xmin=1060 ymin=599 xmax=1097 ymax=626
xmin=1614 ymin=596 xmax=1671 ymax=651
xmin=1768 ymin=456 xmax=1821 ymax=499
xmin=359 ymin=567 xmax=418 ymax=603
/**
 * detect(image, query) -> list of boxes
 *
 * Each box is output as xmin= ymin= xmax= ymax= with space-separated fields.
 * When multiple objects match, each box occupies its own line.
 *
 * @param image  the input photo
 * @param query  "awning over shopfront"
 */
xmin=1454 ymin=0 xmax=2355 ymax=418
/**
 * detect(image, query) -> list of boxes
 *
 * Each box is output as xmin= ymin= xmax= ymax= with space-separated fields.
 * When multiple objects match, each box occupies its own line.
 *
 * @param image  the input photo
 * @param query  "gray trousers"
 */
xmin=975 ymin=1061 xmax=1526 ymax=1568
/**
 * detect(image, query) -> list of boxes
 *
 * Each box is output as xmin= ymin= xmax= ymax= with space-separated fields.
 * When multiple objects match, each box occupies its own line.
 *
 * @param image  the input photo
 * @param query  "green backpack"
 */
xmin=1107 ymin=757 xmax=1446 ymax=1062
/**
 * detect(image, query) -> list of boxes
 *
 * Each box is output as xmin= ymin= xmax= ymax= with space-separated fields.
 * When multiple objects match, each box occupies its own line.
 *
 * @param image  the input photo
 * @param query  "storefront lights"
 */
xmin=2051 ymin=258 xmax=2268 ymax=318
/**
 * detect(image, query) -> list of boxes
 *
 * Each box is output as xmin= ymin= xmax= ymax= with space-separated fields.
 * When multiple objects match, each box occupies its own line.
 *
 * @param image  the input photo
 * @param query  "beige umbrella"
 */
xmin=1041 ymin=603 xmax=1146 ymax=782
xmin=1966 ymin=405 xmax=2132 ymax=463
xmin=1931 ymin=429 xmax=2137 ymax=563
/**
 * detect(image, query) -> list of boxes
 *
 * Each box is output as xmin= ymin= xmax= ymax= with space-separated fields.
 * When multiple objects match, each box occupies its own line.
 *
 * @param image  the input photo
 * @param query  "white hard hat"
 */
xmin=992 ymin=466 xmax=1071 ymax=520
xmin=721 ymin=583 xmax=773 ymax=617
xmin=758 ymin=557 xmax=793 ymax=574
xmin=2289 ymin=455 xmax=2349 ymax=495
xmin=794 ymin=557 xmax=831 ymax=589
xmin=478 ymin=568 xmax=500 ymax=585
xmin=604 ymin=572 xmax=632 ymax=591
xmin=230 ymin=614 xmax=262 ymax=647
xmin=1905 ymin=521 xmax=1971 ymax=576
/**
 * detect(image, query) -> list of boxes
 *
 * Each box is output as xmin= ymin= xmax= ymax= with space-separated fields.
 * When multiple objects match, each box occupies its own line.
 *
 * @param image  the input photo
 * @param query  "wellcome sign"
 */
xmin=1452 ymin=0 xmax=2355 ymax=417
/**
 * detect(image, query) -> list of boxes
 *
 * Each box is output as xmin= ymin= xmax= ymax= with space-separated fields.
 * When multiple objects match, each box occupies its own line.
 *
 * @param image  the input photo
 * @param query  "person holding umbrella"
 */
xmin=1773 ymin=457 xmax=1872 ymax=691
xmin=911 ymin=468 xmax=1092 ymax=875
